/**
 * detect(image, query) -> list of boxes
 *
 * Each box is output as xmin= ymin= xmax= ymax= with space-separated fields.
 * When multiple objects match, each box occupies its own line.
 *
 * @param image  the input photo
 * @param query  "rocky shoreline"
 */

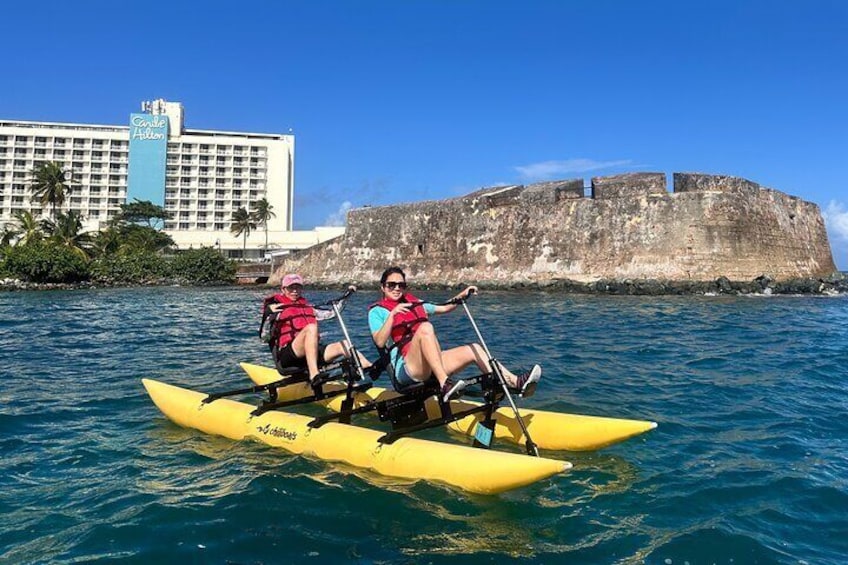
xmin=3 ymin=274 xmax=846 ymax=295
xmin=0 ymin=277 xmax=236 ymax=291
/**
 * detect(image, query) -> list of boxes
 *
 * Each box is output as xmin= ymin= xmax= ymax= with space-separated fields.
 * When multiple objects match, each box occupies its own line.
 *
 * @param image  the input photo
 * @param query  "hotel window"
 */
xmin=55 ymin=137 xmax=66 ymax=147
xmin=200 ymin=144 xmax=211 ymax=153
xmin=92 ymin=151 xmax=103 ymax=160
xmin=167 ymin=166 xmax=178 ymax=174
xmin=180 ymin=212 xmax=189 ymax=219
xmin=15 ymin=136 xmax=30 ymax=144
xmin=233 ymin=179 xmax=242 ymax=187
xmin=215 ymin=190 xmax=226 ymax=198
xmin=90 ymin=198 xmax=101 ymax=205
xmin=90 ymin=210 xmax=100 ymax=218
xmin=197 ymin=222 xmax=207 ymax=229
xmin=92 ymin=140 xmax=103 ymax=148
xmin=179 ymin=222 xmax=189 ymax=230
xmin=214 ymin=223 xmax=225 ymax=230
xmin=216 ymin=167 xmax=226 ymax=176
xmin=180 ymin=189 xmax=190 ymax=196
xmin=55 ymin=149 xmax=66 ymax=157
xmin=198 ymin=202 xmax=207 ymax=209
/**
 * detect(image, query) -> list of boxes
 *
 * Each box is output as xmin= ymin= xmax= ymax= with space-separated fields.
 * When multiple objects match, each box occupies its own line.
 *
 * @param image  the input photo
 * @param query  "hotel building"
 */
xmin=0 ymin=99 xmax=343 ymax=258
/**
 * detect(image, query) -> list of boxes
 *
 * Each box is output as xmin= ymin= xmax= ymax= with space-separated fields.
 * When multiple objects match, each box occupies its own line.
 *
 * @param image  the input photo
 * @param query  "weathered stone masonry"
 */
xmin=271 ymin=172 xmax=836 ymax=286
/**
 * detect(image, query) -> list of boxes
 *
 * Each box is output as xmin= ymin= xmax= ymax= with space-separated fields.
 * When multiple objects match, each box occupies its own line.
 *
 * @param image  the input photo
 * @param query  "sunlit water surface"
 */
xmin=1 ymin=287 xmax=846 ymax=564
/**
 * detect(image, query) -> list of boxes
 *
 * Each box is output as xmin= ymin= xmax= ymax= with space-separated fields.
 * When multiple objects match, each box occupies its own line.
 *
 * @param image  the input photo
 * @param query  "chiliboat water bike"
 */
xmin=143 ymin=288 xmax=657 ymax=494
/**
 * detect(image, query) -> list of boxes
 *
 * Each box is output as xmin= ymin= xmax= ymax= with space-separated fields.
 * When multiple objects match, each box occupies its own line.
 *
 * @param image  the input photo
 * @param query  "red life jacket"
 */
xmin=370 ymin=293 xmax=429 ymax=357
xmin=273 ymin=294 xmax=317 ymax=348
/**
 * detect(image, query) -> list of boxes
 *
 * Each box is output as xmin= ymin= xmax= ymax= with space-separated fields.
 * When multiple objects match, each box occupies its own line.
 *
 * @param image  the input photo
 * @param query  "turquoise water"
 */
xmin=1 ymin=287 xmax=846 ymax=564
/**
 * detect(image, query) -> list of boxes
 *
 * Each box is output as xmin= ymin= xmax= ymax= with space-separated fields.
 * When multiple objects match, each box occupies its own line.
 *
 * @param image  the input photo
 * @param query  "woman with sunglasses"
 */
xmin=368 ymin=266 xmax=541 ymax=402
xmin=267 ymin=273 xmax=371 ymax=383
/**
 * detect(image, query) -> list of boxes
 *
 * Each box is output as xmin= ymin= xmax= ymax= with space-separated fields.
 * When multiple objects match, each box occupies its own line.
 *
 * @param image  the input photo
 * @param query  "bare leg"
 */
xmin=291 ymin=323 xmax=320 ymax=379
xmin=441 ymin=343 xmax=521 ymax=387
xmin=403 ymin=322 xmax=451 ymax=386
xmin=323 ymin=340 xmax=373 ymax=368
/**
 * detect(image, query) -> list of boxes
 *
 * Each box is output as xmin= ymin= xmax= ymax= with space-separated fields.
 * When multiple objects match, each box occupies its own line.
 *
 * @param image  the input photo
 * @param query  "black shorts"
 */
xmin=275 ymin=341 xmax=329 ymax=370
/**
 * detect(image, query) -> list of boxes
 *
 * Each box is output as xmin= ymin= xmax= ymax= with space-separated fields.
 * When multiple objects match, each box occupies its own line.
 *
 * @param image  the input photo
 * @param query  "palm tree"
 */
xmin=30 ymin=161 xmax=75 ymax=220
xmin=230 ymin=207 xmax=256 ymax=258
xmin=10 ymin=210 xmax=44 ymax=246
xmin=42 ymin=211 xmax=92 ymax=259
xmin=90 ymin=226 xmax=122 ymax=258
xmin=1 ymin=225 xmax=16 ymax=248
xmin=251 ymin=197 xmax=276 ymax=253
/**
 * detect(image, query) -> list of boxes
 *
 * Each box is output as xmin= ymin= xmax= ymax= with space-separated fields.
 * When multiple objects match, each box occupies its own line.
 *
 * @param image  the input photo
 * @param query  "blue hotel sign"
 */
xmin=127 ymin=113 xmax=169 ymax=205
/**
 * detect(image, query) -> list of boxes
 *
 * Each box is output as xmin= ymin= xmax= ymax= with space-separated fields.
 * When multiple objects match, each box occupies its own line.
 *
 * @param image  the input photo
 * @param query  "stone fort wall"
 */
xmin=271 ymin=172 xmax=836 ymax=286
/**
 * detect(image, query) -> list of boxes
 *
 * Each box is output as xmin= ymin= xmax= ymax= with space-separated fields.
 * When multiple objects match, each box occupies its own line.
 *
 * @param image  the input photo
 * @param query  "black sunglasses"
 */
xmin=384 ymin=281 xmax=408 ymax=290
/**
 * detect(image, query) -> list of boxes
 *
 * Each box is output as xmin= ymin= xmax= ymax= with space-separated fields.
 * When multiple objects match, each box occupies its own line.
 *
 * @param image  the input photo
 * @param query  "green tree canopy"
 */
xmin=10 ymin=210 xmax=44 ymax=246
xmin=230 ymin=207 xmax=256 ymax=256
xmin=251 ymin=197 xmax=276 ymax=252
xmin=30 ymin=161 xmax=75 ymax=219
xmin=111 ymin=199 xmax=171 ymax=229
xmin=41 ymin=210 xmax=93 ymax=260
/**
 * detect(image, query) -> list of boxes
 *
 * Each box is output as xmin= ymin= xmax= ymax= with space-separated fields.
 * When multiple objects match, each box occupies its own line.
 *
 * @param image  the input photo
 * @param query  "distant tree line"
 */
xmin=0 ymin=161 xmax=281 ymax=285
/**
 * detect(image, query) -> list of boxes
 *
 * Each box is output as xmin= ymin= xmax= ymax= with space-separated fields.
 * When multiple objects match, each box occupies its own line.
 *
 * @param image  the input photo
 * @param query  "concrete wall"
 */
xmin=270 ymin=173 xmax=837 ymax=285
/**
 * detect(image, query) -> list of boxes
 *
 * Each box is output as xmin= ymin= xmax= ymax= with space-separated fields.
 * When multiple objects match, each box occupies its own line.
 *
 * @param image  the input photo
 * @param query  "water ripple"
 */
xmin=0 ymin=288 xmax=846 ymax=563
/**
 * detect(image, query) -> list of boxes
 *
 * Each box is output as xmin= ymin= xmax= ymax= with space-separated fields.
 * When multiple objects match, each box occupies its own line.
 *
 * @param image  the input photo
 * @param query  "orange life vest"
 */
xmin=371 ymin=293 xmax=429 ymax=356
xmin=273 ymin=294 xmax=317 ymax=348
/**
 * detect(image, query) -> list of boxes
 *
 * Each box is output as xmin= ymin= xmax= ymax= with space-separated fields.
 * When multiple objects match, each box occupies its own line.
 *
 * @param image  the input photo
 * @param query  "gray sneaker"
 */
xmin=441 ymin=377 xmax=468 ymax=402
xmin=515 ymin=364 xmax=542 ymax=398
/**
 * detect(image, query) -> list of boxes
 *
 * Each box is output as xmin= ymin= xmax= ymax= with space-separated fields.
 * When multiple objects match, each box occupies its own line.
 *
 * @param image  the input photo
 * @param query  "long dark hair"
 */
xmin=380 ymin=266 xmax=406 ymax=286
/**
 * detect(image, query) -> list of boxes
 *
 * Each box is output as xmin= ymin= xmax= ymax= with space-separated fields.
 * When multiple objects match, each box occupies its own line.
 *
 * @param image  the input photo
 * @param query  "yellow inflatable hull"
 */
xmin=241 ymin=362 xmax=657 ymax=451
xmin=142 ymin=378 xmax=570 ymax=495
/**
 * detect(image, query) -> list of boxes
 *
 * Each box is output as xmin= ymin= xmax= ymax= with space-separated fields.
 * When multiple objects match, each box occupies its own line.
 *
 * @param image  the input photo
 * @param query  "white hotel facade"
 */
xmin=0 ymin=99 xmax=343 ymax=258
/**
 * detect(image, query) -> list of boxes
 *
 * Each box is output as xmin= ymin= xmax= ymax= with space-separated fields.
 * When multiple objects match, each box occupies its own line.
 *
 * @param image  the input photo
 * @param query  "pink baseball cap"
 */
xmin=281 ymin=273 xmax=304 ymax=288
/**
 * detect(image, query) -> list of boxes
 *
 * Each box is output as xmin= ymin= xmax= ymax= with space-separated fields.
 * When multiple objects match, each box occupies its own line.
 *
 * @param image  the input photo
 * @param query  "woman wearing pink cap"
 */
xmin=266 ymin=273 xmax=370 ymax=382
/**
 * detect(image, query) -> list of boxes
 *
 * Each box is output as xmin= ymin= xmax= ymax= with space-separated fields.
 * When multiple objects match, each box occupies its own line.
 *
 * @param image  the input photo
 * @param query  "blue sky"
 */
xmin=3 ymin=1 xmax=847 ymax=269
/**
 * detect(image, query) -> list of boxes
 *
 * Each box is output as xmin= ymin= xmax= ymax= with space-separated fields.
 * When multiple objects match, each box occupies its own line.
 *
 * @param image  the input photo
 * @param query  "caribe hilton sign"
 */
xmin=131 ymin=115 xmax=167 ymax=140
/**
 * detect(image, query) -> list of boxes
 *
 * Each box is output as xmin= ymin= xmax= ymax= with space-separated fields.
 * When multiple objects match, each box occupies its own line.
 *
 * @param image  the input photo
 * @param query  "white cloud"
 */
xmin=514 ymin=158 xmax=633 ymax=180
xmin=824 ymin=201 xmax=848 ymax=241
xmin=323 ymin=201 xmax=353 ymax=227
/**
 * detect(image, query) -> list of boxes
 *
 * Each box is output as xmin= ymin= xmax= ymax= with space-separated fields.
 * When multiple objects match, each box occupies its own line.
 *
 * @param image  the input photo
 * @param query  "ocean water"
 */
xmin=1 ymin=286 xmax=846 ymax=564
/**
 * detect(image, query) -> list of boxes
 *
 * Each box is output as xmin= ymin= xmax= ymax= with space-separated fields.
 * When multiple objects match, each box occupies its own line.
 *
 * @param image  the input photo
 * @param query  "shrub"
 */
xmin=90 ymin=251 xmax=169 ymax=283
xmin=3 ymin=242 xmax=89 ymax=283
xmin=167 ymin=247 xmax=236 ymax=284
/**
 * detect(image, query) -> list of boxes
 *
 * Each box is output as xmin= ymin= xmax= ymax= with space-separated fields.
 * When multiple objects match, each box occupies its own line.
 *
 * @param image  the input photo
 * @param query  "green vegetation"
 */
xmin=230 ymin=207 xmax=257 ymax=256
xmin=0 ymin=162 xmax=242 ymax=286
xmin=251 ymin=197 xmax=275 ymax=252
